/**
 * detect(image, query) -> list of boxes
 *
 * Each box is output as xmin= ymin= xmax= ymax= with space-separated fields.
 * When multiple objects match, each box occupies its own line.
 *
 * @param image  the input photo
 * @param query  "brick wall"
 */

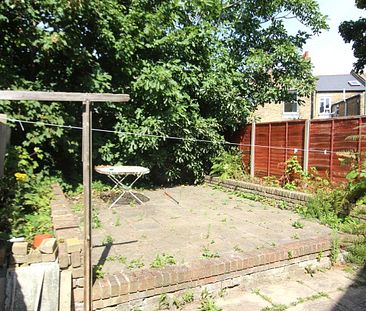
xmin=205 ymin=176 xmax=312 ymax=208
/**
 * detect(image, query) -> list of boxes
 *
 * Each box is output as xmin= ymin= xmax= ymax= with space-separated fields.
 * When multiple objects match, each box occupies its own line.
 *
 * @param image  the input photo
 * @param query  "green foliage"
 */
xmin=150 ymin=253 xmax=176 ymax=268
xmin=102 ymin=235 xmax=114 ymax=245
xmin=202 ymin=245 xmax=220 ymax=259
xmin=210 ymin=149 xmax=246 ymax=180
xmin=199 ymin=289 xmax=222 ymax=311
xmin=93 ymin=265 xmax=105 ymax=280
xmin=0 ymin=0 xmax=327 ymax=185
xmin=292 ymin=220 xmax=304 ymax=229
xmin=159 ymin=294 xmax=170 ymax=310
xmin=106 ymin=255 xmax=127 ymax=264
xmin=128 ymin=257 xmax=145 ymax=269
xmin=297 ymin=190 xmax=353 ymax=229
xmin=330 ymin=233 xmax=340 ymax=265
xmin=346 ymin=236 xmax=366 ymax=265
xmin=339 ymin=0 xmax=366 ymax=72
xmin=0 ymin=146 xmax=53 ymax=240
xmin=173 ymin=291 xmax=194 ymax=309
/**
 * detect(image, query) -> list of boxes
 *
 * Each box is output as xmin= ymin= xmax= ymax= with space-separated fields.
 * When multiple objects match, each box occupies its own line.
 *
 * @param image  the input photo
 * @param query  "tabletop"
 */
xmin=95 ymin=165 xmax=150 ymax=176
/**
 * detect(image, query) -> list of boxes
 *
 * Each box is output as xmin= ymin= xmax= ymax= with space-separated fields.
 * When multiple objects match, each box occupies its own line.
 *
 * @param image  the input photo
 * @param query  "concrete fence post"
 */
xmin=0 ymin=114 xmax=11 ymax=178
xmin=250 ymin=122 xmax=256 ymax=177
xmin=303 ymin=119 xmax=310 ymax=174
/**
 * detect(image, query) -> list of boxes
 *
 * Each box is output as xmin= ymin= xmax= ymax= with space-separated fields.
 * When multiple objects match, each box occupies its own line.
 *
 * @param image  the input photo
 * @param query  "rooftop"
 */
xmin=316 ymin=73 xmax=365 ymax=92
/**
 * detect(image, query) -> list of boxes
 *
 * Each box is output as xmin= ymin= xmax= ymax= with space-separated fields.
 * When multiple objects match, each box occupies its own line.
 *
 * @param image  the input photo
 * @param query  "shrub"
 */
xmin=210 ymin=149 xmax=246 ymax=180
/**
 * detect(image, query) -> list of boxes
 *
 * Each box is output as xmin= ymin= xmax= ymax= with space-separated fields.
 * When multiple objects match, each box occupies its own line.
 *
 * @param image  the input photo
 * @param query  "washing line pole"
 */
xmin=0 ymin=90 xmax=129 ymax=311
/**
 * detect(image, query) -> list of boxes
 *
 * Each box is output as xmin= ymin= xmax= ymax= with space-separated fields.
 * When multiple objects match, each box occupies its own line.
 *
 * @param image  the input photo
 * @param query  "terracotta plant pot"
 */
xmin=32 ymin=233 xmax=53 ymax=249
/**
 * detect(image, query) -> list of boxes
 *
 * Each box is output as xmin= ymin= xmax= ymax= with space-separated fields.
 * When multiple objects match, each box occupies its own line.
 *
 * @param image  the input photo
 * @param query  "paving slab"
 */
xmin=213 ymin=266 xmax=366 ymax=311
xmin=85 ymin=185 xmax=333 ymax=275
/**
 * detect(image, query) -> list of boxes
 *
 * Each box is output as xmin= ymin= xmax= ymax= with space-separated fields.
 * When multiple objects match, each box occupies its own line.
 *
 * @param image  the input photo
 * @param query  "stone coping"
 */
xmin=205 ymin=176 xmax=312 ymax=205
xmin=83 ymin=236 xmax=331 ymax=309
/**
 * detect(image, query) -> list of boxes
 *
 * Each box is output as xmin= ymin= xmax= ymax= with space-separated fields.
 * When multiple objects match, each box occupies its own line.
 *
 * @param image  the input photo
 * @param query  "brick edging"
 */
xmin=205 ymin=176 xmax=312 ymax=207
xmin=88 ymin=236 xmax=332 ymax=309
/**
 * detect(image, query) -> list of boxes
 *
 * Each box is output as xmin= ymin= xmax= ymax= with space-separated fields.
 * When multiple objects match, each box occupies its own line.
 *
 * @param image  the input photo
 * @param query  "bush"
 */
xmin=0 ymin=146 xmax=53 ymax=241
xmin=210 ymin=149 xmax=246 ymax=180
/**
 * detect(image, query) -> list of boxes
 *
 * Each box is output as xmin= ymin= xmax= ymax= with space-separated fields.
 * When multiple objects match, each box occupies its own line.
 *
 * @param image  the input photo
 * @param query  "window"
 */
xmin=319 ymin=97 xmax=331 ymax=114
xmin=284 ymin=101 xmax=298 ymax=113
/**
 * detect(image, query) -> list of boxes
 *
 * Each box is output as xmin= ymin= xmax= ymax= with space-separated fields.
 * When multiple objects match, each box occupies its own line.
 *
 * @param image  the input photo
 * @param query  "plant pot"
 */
xmin=32 ymin=233 xmax=53 ymax=249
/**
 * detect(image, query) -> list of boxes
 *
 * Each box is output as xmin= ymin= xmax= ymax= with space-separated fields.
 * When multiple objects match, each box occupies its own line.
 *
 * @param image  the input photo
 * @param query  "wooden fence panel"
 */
xmin=239 ymin=124 xmax=251 ymax=173
xmin=255 ymin=124 xmax=270 ymax=177
xmin=238 ymin=116 xmax=366 ymax=183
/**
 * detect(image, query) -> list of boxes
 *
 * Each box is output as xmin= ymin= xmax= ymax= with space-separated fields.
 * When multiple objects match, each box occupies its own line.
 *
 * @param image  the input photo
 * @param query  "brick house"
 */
xmin=252 ymin=71 xmax=366 ymax=122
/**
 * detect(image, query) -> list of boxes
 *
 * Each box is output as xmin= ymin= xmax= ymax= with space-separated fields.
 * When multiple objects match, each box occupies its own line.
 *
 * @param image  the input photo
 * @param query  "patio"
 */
xmin=89 ymin=184 xmax=332 ymax=276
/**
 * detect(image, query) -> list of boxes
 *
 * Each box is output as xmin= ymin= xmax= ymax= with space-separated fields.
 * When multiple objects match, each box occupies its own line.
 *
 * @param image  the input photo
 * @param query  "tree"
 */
xmin=339 ymin=0 xmax=366 ymax=72
xmin=0 ymin=0 xmax=327 ymax=184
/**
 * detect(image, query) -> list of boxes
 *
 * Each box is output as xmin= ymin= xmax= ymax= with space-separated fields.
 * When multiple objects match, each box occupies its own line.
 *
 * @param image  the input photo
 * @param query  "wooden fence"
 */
xmin=238 ymin=116 xmax=366 ymax=183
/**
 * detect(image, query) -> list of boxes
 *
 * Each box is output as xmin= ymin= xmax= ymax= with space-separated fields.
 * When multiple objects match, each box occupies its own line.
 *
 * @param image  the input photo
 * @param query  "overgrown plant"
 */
xmin=0 ymin=146 xmax=53 ymax=241
xmin=210 ymin=149 xmax=246 ymax=180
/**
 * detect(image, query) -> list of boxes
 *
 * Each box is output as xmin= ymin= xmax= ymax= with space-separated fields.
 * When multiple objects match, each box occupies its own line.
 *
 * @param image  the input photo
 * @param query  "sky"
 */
xmin=288 ymin=0 xmax=365 ymax=75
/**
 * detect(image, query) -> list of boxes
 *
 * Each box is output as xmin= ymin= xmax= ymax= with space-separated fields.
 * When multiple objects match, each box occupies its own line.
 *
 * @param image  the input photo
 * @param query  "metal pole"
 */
xmin=82 ymin=100 xmax=92 ymax=311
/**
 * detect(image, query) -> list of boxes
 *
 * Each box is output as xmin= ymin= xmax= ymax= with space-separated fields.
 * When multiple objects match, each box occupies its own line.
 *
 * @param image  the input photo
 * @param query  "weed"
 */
xmin=128 ymin=257 xmax=145 ymax=269
xmin=290 ymin=292 xmax=329 ymax=306
xmin=106 ymin=255 xmax=127 ymax=264
xmin=202 ymin=246 xmax=220 ymax=259
xmin=93 ymin=265 xmax=105 ymax=279
xmin=199 ymin=289 xmax=222 ymax=311
xmin=71 ymin=202 xmax=83 ymax=213
xmin=330 ymin=232 xmax=340 ymax=265
xmin=92 ymin=209 xmax=102 ymax=229
xmin=158 ymin=294 xmax=170 ymax=310
xmin=234 ymin=245 xmax=243 ymax=253
xmin=291 ymin=233 xmax=300 ymax=240
xmin=102 ymin=235 xmax=114 ymax=245
xmin=150 ymin=253 xmax=176 ymax=268
xmin=288 ymin=250 xmax=293 ymax=259
xmin=114 ymin=216 xmax=121 ymax=226
xmin=173 ymin=291 xmax=194 ymax=309
xmin=292 ymin=220 xmax=304 ymax=229
xmin=316 ymin=251 xmax=324 ymax=262
xmin=304 ymin=265 xmax=317 ymax=277
xmin=346 ymin=236 xmax=366 ymax=265
xmin=253 ymin=289 xmax=287 ymax=311
xmin=218 ymin=287 xmax=227 ymax=298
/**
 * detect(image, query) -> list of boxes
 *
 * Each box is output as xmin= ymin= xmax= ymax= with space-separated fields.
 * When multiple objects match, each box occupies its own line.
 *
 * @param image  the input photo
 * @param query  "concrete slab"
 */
xmin=87 ymin=185 xmax=333 ymax=275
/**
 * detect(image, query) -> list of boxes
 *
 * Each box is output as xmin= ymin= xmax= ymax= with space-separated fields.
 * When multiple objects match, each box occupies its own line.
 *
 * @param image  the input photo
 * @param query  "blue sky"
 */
xmin=288 ymin=0 xmax=365 ymax=75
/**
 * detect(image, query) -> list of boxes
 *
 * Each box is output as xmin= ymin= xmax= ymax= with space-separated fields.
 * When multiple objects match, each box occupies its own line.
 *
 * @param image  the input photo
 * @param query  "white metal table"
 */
xmin=95 ymin=165 xmax=150 ymax=208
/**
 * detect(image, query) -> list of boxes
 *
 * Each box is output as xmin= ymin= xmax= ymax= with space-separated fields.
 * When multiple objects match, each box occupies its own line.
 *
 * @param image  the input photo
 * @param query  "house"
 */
xmin=252 ymin=71 xmax=366 ymax=123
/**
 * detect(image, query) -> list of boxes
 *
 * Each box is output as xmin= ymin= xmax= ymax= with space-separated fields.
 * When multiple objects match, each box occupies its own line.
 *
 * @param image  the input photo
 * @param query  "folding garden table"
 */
xmin=95 ymin=165 xmax=150 ymax=208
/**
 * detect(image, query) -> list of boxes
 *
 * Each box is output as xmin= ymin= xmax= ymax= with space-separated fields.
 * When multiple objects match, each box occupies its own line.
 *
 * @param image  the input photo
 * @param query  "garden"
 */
xmin=1 ymin=0 xmax=366 ymax=309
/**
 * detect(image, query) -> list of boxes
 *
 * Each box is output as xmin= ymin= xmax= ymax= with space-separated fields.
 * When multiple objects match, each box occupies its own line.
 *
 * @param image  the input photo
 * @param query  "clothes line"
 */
xmin=0 ymin=115 xmax=360 ymax=156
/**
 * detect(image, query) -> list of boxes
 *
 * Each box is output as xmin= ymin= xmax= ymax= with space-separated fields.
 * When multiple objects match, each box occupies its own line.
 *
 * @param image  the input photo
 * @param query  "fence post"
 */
xmin=0 ymin=114 xmax=11 ymax=178
xmin=303 ymin=119 xmax=310 ymax=174
xmin=250 ymin=122 xmax=256 ymax=177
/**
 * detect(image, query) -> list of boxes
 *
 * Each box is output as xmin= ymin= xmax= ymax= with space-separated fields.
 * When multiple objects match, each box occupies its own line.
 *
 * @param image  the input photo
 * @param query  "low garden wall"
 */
xmin=205 ymin=176 xmax=313 ymax=208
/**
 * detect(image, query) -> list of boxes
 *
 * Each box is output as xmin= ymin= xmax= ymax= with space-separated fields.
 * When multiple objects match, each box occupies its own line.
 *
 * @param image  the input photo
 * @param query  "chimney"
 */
xmin=302 ymin=51 xmax=310 ymax=60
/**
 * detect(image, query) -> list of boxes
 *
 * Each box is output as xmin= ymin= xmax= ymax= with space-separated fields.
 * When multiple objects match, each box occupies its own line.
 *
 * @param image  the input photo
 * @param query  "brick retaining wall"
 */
xmin=205 ymin=176 xmax=312 ymax=208
xmin=89 ymin=237 xmax=332 ymax=310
